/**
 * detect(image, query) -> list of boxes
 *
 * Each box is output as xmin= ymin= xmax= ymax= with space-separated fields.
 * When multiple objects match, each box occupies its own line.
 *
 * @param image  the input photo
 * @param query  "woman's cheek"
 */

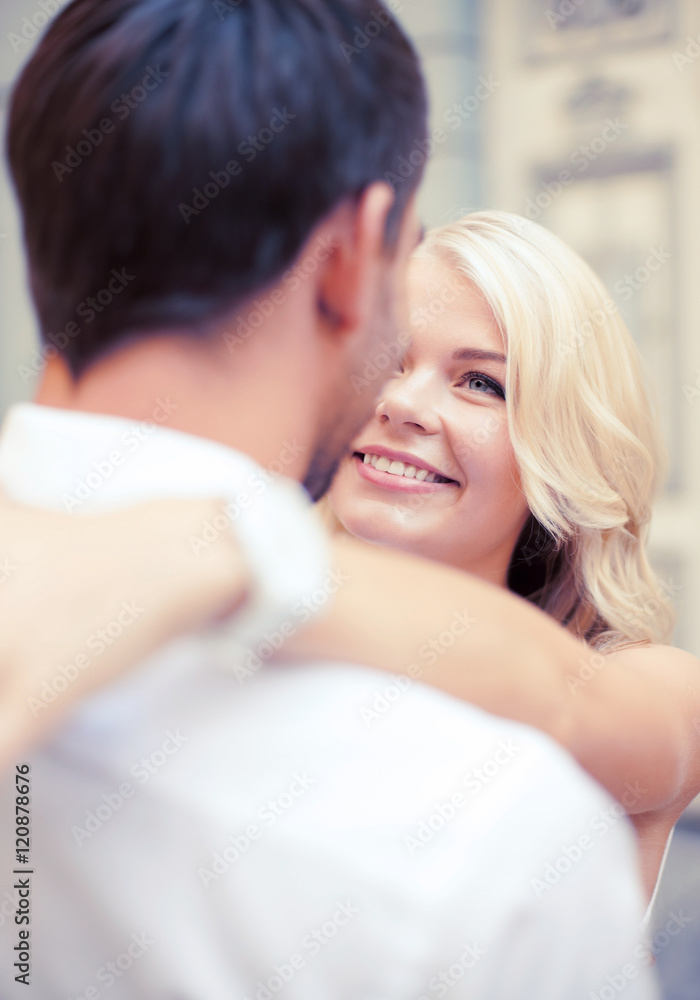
xmin=472 ymin=411 xmax=506 ymax=450
xmin=452 ymin=410 xmax=507 ymax=466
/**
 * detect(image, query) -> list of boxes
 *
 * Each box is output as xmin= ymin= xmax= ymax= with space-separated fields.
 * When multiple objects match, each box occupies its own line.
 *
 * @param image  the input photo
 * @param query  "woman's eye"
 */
xmin=469 ymin=377 xmax=490 ymax=392
xmin=459 ymin=372 xmax=505 ymax=399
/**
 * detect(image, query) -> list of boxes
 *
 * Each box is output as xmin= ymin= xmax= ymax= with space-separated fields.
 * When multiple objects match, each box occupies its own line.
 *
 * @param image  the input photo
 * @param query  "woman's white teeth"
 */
xmin=363 ymin=453 xmax=449 ymax=483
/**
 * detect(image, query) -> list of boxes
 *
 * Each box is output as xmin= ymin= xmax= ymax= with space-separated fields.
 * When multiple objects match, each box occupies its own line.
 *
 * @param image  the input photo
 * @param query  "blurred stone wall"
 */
xmin=0 ymin=0 xmax=42 ymax=417
xmin=394 ymin=0 xmax=483 ymax=226
xmin=480 ymin=0 xmax=700 ymax=658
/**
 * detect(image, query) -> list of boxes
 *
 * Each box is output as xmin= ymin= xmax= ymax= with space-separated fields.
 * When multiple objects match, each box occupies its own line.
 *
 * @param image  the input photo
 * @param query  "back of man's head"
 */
xmin=8 ymin=0 xmax=427 ymax=378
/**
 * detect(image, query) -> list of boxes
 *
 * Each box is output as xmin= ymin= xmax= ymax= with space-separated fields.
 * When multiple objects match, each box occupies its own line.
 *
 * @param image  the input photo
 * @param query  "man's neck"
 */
xmin=36 ymin=330 xmax=316 ymax=483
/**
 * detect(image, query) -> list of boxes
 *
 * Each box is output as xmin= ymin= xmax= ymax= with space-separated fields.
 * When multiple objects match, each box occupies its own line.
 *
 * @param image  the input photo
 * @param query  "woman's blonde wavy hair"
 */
xmin=414 ymin=210 xmax=674 ymax=651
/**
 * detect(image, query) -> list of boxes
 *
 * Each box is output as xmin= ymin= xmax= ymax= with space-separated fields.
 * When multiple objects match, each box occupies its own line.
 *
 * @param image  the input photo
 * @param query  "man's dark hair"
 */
xmin=7 ymin=0 xmax=427 ymax=376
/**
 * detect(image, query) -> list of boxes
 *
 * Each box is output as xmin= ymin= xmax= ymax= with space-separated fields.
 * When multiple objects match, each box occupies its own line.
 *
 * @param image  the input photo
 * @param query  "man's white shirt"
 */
xmin=0 ymin=404 xmax=659 ymax=999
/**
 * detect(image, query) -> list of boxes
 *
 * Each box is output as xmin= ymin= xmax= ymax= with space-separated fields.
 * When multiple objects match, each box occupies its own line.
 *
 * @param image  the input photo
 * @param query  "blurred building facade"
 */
xmin=0 ymin=0 xmax=40 ymax=422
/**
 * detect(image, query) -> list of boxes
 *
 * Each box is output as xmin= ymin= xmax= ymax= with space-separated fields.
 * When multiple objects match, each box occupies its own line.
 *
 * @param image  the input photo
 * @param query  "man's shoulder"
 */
xmin=50 ymin=652 xmax=632 ymax=895
xmin=216 ymin=659 xmax=618 ymax=824
xmin=61 ymin=654 xmax=612 ymax=831
xmin=261 ymin=657 xmax=583 ymax=760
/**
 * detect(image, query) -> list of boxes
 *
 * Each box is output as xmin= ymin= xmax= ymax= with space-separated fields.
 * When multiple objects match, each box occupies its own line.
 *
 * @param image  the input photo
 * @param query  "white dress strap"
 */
xmin=641 ymin=824 xmax=676 ymax=930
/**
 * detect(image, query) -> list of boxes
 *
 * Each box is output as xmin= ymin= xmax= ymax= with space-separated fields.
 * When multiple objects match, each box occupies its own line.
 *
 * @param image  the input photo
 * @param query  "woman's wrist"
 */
xmin=131 ymin=497 xmax=253 ymax=635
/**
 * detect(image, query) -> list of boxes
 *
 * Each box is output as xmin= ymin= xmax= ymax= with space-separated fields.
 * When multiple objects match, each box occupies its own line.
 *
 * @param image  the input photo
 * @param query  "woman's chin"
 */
xmin=331 ymin=501 xmax=424 ymax=553
xmin=332 ymin=507 xmax=383 ymax=545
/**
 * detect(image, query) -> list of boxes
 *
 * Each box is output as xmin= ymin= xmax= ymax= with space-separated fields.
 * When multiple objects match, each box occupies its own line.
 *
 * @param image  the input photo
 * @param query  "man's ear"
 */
xmin=36 ymin=351 xmax=77 ymax=405
xmin=315 ymin=182 xmax=396 ymax=339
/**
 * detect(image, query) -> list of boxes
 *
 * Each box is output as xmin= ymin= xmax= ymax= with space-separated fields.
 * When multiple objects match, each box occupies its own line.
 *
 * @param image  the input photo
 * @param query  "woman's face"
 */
xmin=328 ymin=255 xmax=531 ymax=585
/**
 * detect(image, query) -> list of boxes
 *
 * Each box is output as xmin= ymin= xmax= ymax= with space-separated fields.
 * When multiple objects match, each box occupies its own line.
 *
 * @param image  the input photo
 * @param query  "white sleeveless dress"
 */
xmin=641 ymin=825 xmax=676 ymax=929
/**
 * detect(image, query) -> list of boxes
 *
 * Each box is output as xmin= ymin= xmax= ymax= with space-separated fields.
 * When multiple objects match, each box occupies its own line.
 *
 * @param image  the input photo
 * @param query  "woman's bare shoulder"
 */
xmin=607 ymin=642 xmax=700 ymax=673
xmin=608 ymin=642 xmax=700 ymax=814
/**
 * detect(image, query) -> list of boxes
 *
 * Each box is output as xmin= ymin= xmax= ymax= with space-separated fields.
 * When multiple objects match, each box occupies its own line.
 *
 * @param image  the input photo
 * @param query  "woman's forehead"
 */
xmin=408 ymin=257 xmax=506 ymax=356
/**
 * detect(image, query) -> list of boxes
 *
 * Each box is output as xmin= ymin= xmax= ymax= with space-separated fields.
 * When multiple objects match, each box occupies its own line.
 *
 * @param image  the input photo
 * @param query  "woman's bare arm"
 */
xmin=288 ymin=534 xmax=695 ymax=825
xmin=594 ymin=643 xmax=700 ymax=894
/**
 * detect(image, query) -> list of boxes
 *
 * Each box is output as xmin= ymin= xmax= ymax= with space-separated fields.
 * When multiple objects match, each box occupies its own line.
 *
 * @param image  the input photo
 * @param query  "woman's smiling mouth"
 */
xmin=353 ymin=451 xmax=461 ymax=492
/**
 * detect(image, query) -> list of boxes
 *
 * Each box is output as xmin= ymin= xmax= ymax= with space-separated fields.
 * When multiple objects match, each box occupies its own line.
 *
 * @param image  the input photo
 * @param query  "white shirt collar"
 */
xmin=0 ymin=402 xmax=273 ymax=511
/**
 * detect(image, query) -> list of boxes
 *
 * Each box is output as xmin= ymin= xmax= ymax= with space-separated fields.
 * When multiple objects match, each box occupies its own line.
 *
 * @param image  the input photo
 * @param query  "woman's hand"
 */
xmin=0 ymin=494 xmax=250 ymax=766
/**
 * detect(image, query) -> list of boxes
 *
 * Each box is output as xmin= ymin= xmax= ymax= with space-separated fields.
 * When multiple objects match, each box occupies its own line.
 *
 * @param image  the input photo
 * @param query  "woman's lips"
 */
xmin=353 ymin=453 xmax=459 ymax=494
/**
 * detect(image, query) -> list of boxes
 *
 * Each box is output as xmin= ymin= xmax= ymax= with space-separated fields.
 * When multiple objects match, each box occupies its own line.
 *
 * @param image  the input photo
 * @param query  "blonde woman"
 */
xmin=286 ymin=211 xmax=700 ymax=899
xmin=331 ymin=210 xmax=674 ymax=647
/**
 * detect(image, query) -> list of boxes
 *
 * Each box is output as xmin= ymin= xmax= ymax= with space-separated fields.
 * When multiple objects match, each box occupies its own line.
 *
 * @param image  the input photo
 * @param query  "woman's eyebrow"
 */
xmin=452 ymin=348 xmax=506 ymax=365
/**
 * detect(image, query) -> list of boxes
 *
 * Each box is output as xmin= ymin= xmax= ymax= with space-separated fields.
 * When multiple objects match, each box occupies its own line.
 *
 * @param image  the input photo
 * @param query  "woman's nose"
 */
xmin=375 ymin=371 xmax=441 ymax=435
